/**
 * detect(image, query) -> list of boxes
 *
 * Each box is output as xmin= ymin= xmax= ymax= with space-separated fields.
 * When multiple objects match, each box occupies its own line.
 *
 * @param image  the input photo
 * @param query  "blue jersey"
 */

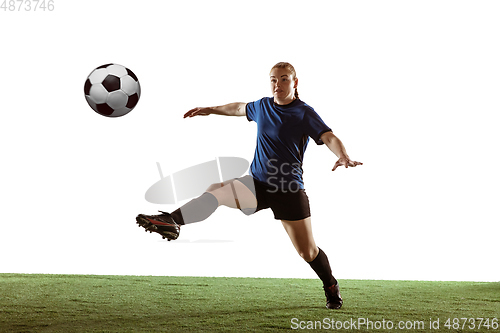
xmin=246 ymin=97 xmax=331 ymax=191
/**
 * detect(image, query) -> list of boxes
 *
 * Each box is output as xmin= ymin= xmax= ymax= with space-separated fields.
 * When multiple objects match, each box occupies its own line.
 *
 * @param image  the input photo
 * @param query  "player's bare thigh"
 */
xmin=207 ymin=179 xmax=257 ymax=210
xmin=281 ymin=217 xmax=319 ymax=262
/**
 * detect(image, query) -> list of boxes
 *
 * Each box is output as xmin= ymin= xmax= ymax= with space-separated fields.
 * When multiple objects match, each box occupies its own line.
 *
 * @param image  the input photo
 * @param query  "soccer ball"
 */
xmin=84 ymin=63 xmax=141 ymax=117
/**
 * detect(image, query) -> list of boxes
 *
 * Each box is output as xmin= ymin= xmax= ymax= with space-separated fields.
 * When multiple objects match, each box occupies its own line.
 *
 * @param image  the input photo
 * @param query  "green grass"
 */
xmin=0 ymin=274 xmax=498 ymax=332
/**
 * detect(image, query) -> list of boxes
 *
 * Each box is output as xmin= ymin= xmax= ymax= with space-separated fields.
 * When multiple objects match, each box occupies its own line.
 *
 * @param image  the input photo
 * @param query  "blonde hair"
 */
xmin=270 ymin=62 xmax=299 ymax=99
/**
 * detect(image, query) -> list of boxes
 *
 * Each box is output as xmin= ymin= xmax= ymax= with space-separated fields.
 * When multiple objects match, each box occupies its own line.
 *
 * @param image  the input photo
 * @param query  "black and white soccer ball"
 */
xmin=84 ymin=63 xmax=141 ymax=117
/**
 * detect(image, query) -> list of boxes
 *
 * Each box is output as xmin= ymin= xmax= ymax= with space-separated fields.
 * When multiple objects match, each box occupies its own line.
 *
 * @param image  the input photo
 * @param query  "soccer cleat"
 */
xmin=324 ymin=283 xmax=343 ymax=309
xmin=136 ymin=211 xmax=180 ymax=241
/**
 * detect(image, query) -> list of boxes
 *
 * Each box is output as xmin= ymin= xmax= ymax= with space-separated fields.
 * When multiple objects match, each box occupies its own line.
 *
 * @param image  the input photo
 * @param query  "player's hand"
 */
xmin=184 ymin=107 xmax=212 ymax=118
xmin=332 ymin=156 xmax=363 ymax=171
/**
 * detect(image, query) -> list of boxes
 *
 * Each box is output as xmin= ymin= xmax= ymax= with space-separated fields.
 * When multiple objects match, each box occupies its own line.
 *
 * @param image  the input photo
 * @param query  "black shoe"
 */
xmin=324 ymin=284 xmax=343 ymax=309
xmin=136 ymin=211 xmax=180 ymax=241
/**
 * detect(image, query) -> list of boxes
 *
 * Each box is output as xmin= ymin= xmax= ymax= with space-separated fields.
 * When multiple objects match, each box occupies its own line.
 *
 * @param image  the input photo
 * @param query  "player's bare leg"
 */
xmin=281 ymin=217 xmax=318 ymax=262
xmin=281 ymin=218 xmax=343 ymax=309
xmin=208 ymin=179 xmax=257 ymax=210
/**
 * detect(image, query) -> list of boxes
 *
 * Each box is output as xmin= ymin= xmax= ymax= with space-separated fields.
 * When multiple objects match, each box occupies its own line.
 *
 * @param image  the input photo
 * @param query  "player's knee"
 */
xmin=298 ymin=248 xmax=318 ymax=262
xmin=208 ymin=186 xmax=235 ymax=208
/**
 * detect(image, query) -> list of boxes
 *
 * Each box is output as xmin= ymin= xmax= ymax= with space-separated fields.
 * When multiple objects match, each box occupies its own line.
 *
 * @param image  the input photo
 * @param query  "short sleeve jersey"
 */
xmin=246 ymin=97 xmax=331 ymax=191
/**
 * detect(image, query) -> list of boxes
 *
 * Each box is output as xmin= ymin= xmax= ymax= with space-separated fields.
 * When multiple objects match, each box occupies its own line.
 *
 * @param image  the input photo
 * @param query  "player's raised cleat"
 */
xmin=136 ymin=211 xmax=180 ymax=241
xmin=324 ymin=284 xmax=343 ymax=309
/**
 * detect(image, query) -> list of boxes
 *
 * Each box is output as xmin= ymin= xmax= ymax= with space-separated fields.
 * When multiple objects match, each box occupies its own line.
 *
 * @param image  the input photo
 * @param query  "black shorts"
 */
xmin=236 ymin=175 xmax=311 ymax=221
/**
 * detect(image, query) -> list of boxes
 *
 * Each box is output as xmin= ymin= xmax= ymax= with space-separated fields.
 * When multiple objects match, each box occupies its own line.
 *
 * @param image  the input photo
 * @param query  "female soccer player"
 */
xmin=137 ymin=62 xmax=362 ymax=309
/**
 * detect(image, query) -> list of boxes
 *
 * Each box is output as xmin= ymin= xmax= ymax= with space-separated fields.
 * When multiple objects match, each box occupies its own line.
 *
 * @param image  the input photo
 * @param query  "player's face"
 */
xmin=270 ymin=68 xmax=298 ymax=103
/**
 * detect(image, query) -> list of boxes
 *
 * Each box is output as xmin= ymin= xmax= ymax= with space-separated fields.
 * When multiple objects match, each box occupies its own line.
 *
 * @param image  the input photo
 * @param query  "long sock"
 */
xmin=170 ymin=192 xmax=219 ymax=225
xmin=307 ymin=247 xmax=338 ymax=287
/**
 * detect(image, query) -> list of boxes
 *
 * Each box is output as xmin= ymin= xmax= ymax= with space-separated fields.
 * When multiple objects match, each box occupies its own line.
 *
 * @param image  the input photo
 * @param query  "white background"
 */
xmin=0 ymin=0 xmax=498 ymax=282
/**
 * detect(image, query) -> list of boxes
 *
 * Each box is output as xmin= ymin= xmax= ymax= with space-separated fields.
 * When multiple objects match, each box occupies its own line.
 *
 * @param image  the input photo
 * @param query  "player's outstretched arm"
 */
xmin=184 ymin=102 xmax=247 ymax=118
xmin=320 ymin=131 xmax=363 ymax=171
